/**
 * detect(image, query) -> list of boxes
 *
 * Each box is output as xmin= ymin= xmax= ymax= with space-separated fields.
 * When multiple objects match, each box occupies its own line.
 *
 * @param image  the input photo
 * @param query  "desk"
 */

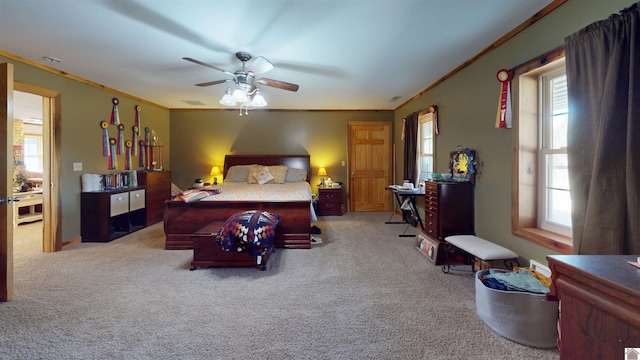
xmin=13 ymin=190 xmax=43 ymax=228
xmin=385 ymin=186 xmax=424 ymax=237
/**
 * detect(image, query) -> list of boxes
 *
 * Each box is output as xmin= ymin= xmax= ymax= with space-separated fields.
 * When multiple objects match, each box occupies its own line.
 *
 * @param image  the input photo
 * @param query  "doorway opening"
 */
xmin=12 ymin=91 xmax=45 ymax=254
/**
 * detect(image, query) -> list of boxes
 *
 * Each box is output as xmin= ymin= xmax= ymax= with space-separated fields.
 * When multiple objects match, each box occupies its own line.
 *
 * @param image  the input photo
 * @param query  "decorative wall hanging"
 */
xmin=124 ymin=140 xmax=132 ymax=170
xmin=108 ymin=138 xmax=117 ymax=170
xmin=100 ymin=121 xmax=109 ymax=156
xmin=97 ymin=99 xmax=158 ymax=172
xmin=132 ymin=125 xmax=139 ymax=156
xmin=139 ymin=140 xmax=146 ymax=168
xmin=449 ymin=145 xmax=477 ymax=183
xmin=110 ymin=97 xmax=120 ymax=125
xmin=495 ymin=69 xmax=512 ymax=128
xmin=117 ymin=123 xmax=125 ymax=154
xmin=133 ymin=105 xmax=141 ymax=155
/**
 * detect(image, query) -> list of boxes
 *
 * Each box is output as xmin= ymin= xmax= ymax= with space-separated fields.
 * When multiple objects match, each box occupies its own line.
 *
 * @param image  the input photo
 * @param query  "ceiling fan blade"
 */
xmin=257 ymin=78 xmax=299 ymax=92
xmin=195 ymin=79 xmax=232 ymax=87
xmin=183 ymin=57 xmax=235 ymax=77
xmin=246 ymin=56 xmax=274 ymax=76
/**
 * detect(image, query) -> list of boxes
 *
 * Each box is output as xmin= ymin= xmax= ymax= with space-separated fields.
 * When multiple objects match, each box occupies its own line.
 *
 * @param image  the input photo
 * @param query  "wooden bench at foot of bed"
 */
xmin=163 ymin=199 xmax=311 ymax=250
xmin=190 ymin=221 xmax=274 ymax=271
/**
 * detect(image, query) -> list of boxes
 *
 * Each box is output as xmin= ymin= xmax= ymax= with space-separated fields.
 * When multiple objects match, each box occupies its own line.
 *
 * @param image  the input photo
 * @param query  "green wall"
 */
xmin=393 ymin=0 xmax=638 ymax=265
xmin=2 ymin=55 xmax=170 ymax=242
xmin=169 ymin=109 xmax=393 ymax=192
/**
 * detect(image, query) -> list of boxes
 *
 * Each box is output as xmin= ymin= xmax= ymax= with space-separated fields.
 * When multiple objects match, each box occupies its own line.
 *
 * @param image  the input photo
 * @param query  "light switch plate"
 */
xmin=73 ymin=162 xmax=82 ymax=171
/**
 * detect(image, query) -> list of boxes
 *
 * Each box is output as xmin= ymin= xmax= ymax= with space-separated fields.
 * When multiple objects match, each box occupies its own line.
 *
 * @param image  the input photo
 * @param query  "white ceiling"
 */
xmin=2 ymin=0 xmax=554 ymax=119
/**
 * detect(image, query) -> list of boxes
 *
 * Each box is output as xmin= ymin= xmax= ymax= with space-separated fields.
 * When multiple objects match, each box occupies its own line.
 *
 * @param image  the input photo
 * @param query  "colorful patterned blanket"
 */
xmin=217 ymin=210 xmax=281 ymax=256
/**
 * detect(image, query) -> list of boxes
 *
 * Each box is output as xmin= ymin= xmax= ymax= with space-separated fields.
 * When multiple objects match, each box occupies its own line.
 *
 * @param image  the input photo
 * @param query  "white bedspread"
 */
xmin=201 ymin=182 xmax=317 ymax=222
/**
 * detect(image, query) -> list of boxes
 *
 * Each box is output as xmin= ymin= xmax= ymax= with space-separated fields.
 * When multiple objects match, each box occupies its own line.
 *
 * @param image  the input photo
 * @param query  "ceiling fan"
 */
xmin=183 ymin=52 xmax=299 ymax=113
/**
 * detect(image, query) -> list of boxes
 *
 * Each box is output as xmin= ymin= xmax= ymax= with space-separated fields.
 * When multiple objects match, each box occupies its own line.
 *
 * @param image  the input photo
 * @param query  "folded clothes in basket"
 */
xmin=480 ymin=269 xmax=550 ymax=294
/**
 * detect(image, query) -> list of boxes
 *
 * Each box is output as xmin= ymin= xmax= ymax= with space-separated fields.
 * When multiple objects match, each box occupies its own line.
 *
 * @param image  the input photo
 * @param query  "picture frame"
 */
xmin=415 ymin=231 xmax=444 ymax=264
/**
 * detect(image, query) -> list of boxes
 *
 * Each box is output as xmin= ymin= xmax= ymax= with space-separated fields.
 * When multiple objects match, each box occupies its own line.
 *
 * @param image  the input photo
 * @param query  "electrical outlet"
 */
xmin=73 ymin=162 xmax=82 ymax=171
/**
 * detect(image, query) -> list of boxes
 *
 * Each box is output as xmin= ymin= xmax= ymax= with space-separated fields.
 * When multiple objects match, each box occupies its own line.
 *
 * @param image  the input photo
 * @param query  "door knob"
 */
xmin=1 ymin=196 xmax=20 ymax=204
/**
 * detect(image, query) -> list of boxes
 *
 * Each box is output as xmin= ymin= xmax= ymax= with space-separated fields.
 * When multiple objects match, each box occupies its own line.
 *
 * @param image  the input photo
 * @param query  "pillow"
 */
xmin=267 ymin=165 xmax=288 ymax=184
xmin=254 ymin=166 xmax=275 ymax=185
xmin=248 ymin=165 xmax=288 ymax=184
xmin=225 ymin=164 xmax=258 ymax=182
xmin=285 ymin=168 xmax=308 ymax=182
xmin=217 ymin=210 xmax=281 ymax=256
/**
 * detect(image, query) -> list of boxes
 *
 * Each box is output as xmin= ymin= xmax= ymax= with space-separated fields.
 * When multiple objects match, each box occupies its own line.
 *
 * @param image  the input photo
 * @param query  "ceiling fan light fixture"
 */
xmin=219 ymin=88 xmax=237 ymax=106
xmin=250 ymin=91 xmax=267 ymax=107
xmin=232 ymin=86 xmax=249 ymax=103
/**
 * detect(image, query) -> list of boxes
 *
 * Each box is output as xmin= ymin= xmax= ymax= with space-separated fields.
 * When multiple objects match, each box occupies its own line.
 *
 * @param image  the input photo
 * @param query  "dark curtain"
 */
xmin=565 ymin=2 xmax=640 ymax=254
xmin=403 ymin=111 xmax=419 ymax=182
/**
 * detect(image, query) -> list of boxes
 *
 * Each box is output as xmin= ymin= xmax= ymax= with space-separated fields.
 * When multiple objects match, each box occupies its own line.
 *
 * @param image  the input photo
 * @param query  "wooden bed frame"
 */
xmin=163 ymin=154 xmax=312 ymax=250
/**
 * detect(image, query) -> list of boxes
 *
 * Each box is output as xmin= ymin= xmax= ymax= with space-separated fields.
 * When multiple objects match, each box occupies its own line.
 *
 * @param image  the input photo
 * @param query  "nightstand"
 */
xmin=316 ymin=186 xmax=345 ymax=216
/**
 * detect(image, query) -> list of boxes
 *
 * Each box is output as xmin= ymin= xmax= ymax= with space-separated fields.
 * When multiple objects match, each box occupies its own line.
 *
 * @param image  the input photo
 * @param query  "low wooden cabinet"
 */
xmin=547 ymin=255 xmax=640 ymax=359
xmin=137 ymin=170 xmax=171 ymax=225
xmin=316 ymin=186 xmax=344 ymax=216
xmin=81 ymin=187 xmax=146 ymax=242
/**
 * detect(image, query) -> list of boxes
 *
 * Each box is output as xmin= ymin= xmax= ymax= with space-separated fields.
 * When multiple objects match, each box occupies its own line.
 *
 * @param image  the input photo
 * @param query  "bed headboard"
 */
xmin=223 ymin=155 xmax=311 ymax=182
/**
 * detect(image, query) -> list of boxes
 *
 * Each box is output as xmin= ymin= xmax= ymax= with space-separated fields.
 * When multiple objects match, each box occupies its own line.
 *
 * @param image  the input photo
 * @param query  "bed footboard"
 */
xmin=163 ymin=200 xmax=311 ymax=250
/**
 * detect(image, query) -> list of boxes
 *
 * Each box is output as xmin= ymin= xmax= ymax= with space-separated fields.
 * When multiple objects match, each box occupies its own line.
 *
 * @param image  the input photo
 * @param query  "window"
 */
xmin=539 ymin=68 xmax=571 ymax=237
xmin=23 ymin=134 xmax=43 ymax=172
xmin=417 ymin=107 xmax=436 ymax=183
xmin=512 ymin=47 xmax=572 ymax=254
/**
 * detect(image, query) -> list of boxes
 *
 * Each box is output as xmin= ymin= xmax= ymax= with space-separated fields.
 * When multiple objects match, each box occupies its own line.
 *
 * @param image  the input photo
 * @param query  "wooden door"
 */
xmin=348 ymin=121 xmax=392 ymax=212
xmin=1 ymin=63 xmax=15 ymax=301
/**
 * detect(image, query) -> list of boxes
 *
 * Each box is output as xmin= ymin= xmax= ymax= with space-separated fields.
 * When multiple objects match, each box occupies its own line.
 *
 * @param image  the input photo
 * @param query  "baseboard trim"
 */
xmin=62 ymin=237 xmax=81 ymax=249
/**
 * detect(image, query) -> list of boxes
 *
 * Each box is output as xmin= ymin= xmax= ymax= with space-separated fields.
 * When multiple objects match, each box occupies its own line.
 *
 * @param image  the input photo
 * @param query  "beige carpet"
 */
xmin=1 ymin=212 xmax=559 ymax=359
xmin=13 ymin=220 xmax=43 ymax=263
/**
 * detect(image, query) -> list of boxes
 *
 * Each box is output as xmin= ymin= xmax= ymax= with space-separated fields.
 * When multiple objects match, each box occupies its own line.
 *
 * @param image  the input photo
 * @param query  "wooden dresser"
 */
xmin=137 ymin=170 xmax=171 ymax=225
xmin=547 ymin=255 xmax=640 ymax=359
xmin=421 ymin=181 xmax=474 ymax=264
xmin=423 ymin=181 xmax=474 ymax=240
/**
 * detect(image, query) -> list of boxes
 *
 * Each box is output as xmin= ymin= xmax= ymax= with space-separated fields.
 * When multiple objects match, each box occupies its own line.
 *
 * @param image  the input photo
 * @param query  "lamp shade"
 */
xmin=317 ymin=167 xmax=327 ymax=176
xmin=219 ymin=88 xmax=236 ymax=106
xmin=250 ymin=91 xmax=267 ymax=107
xmin=232 ymin=87 xmax=248 ymax=103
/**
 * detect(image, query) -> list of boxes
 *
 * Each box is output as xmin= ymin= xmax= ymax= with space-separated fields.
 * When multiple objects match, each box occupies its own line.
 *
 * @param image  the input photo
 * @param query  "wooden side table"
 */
xmin=316 ymin=186 xmax=344 ymax=216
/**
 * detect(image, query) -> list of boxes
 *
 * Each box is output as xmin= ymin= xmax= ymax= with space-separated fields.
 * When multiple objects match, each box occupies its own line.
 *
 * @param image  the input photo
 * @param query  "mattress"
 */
xmin=201 ymin=182 xmax=317 ymax=222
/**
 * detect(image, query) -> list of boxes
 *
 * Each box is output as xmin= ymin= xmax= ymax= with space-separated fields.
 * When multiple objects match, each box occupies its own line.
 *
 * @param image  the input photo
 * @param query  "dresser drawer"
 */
xmin=129 ymin=189 xmax=146 ymax=211
xmin=423 ymin=213 xmax=438 ymax=238
xmin=319 ymin=190 xmax=342 ymax=203
xmin=110 ymin=193 xmax=129 ymax=217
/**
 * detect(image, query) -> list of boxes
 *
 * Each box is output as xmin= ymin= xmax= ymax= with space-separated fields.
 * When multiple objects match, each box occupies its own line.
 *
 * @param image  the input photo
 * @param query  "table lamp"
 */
xmin=210 ymin=166 xmax=222 ymax=185
xmin=318 ymin=167 xmax=328 ymax=186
